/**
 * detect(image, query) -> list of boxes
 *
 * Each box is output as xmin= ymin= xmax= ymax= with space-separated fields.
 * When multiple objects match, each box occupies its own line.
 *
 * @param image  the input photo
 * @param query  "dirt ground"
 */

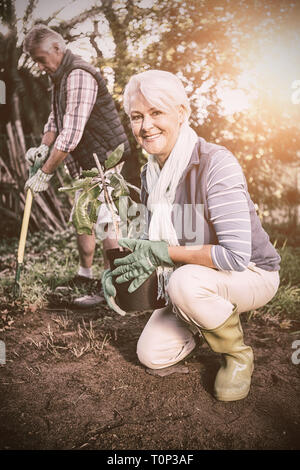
xmin=0 ymin=301 xmax=299 ymax=451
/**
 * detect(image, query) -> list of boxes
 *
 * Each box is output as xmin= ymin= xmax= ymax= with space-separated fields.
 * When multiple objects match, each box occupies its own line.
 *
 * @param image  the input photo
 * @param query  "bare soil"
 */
xmin=0 ymin=303 xmax=299 ymax=451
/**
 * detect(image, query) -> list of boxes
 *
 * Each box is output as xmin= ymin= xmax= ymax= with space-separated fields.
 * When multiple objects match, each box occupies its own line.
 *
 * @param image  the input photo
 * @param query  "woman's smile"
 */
xmin=143 ymin=132 xmax=162 ymax=141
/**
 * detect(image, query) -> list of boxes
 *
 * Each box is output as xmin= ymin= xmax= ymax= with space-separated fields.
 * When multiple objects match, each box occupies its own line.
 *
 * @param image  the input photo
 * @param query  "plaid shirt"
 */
xmin=44 ymin=69 xmax=98 ymax=153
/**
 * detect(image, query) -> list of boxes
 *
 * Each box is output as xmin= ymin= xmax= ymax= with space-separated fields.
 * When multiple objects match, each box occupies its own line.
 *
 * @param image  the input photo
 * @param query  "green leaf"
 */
xmin=89 ymin=199 xmax=102 ymax=223
xmin=71 ymin=183 xmax=102 ymax=235
xmin=81 ymin=168 xmax=99 ymax=177
xmin=72 ymin=191 xmax=94 ymax=235
xmin=104 ymin=143 xmax=124 ymax=169
xmin=109 ymin=173 xmax=130 ymax=198
xmin=63 ymin=144 xmax=128 ymax=236
xmin=87 ymin=184 xmax=101 ymax=199
xmin=58 ymin=177 xmax=94 ymax=193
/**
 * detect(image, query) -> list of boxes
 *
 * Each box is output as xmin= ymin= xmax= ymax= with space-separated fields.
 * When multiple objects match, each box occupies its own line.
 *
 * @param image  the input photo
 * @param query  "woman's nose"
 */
xmin=141 ymin=115 xmax=154 ymax=132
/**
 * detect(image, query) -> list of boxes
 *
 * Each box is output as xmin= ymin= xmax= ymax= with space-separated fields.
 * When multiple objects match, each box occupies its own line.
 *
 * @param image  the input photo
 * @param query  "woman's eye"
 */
xmin=152 ymin=111 xmax=162 ymax=117
xmin=131 ymin=115 xmax=142 ymax=121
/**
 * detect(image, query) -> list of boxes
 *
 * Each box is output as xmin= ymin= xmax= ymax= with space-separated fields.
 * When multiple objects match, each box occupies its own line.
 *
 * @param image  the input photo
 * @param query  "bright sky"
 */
xmin=219 ymin=29 xmax=300 ymax=116
xmin=14 ymin=0 xmax=113 ymax=60
xmin=2 ymin=0 xmax=299 ymax=118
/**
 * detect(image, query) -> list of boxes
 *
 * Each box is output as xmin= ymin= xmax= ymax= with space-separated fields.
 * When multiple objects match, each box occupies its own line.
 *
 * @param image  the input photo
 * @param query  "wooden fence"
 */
xmin=0 ymin=121 xmax=71 ymax=234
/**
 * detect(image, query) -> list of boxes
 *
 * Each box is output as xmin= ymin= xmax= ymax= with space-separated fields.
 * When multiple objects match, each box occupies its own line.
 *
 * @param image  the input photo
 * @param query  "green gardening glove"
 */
xmin=102 ymin=269 xmax=126 ymax=316
xmin=111 ymin=238 xmax=174 ymax=293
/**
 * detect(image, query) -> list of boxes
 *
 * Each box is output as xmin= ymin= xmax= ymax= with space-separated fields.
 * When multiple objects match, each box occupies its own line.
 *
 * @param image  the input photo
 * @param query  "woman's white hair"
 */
xmin=23 ymin=24 xmax=66 ymax=54
xmin=123 ymin=70 xmax=191 ymax=120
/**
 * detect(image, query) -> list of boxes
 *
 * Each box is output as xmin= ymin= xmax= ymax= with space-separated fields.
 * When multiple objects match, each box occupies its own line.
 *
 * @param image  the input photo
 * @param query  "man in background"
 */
xmin=23 ymin=24 xmax=131 ymax=303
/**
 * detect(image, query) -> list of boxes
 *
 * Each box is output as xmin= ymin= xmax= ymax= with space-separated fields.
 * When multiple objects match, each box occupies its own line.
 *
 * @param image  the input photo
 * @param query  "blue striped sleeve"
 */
xmin=207 ymin=151 xmax=251 ymax=271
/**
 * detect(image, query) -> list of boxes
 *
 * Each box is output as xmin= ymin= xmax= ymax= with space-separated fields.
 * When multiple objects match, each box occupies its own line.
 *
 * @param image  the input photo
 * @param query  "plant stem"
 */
xmin=93 ymin=153 xmax=121 ymax=244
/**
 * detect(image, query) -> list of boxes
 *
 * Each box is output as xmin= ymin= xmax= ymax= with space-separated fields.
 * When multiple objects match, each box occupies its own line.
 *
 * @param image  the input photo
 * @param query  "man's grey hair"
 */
xmin=23 ymin=24 xmax=66 ymax=54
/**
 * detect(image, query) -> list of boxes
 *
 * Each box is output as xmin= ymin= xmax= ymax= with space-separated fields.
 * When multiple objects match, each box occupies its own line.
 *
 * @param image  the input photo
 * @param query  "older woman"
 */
xmin=103 ymin=70 xmax=280 ymax=402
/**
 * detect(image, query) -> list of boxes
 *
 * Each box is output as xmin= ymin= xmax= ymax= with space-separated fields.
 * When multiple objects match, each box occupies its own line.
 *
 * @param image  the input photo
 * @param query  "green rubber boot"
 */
xmin=200 ymin=306 xmax=254 ymax=402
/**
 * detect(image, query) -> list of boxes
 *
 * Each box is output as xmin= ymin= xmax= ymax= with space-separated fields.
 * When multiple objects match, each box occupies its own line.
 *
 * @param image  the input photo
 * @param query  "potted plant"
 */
xmin=59 ymin=144 xmax=166 ymax=313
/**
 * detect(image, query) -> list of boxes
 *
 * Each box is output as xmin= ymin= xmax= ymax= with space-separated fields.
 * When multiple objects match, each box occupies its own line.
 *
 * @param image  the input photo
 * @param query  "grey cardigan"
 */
xmin=140 ymin=137 xmax=280 ymax=272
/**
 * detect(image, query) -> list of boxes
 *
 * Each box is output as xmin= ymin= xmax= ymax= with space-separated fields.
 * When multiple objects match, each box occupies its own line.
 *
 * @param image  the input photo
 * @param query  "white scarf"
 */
xmin=146 ymin=120 xmax=198 ymax=301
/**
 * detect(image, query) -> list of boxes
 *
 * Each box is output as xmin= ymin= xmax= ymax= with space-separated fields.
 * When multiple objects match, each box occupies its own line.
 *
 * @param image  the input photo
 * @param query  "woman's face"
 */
xmin=129 ymin=91 xmax=184 ymax=167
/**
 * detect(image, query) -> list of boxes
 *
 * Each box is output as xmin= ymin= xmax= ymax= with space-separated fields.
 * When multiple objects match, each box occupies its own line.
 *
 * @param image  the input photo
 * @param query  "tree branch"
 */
xmin=57 ymin=5 xmax=105 ymax=34
xmin=88 ymin=21 xmax=103 ymax=59
xmin=23 ymin=0 xmax=38 ymax=31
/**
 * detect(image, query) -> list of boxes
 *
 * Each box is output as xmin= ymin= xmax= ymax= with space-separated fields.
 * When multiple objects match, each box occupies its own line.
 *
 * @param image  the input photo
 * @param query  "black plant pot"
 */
xmin=107 ymin=248 xmax=167 ymax=312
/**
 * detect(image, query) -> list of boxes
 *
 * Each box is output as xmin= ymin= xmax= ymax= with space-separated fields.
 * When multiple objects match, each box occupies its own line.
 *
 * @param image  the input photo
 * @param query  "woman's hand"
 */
xmin=111 ymin=238 xmax=174 ymax=293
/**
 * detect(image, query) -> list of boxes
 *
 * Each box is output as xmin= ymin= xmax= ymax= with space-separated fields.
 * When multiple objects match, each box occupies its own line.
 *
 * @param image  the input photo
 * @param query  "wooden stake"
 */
xmin=93 ymin=153 xmax=121 ymax=243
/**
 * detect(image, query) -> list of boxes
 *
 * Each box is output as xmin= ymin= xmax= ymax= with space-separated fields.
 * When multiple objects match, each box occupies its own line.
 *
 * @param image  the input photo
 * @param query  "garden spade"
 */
xmin=13 ymin=188 xmax=33 ymax=298
xmin=12 ymin=154 xmax=45 ymax=298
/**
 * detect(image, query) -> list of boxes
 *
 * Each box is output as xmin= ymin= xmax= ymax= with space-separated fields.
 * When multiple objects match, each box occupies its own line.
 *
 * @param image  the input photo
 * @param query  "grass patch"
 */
xmin=254 ymin=242 xmax=300 ymax=322
xmin=0 ymin=227 xmax=299 ymax=328
xmin=0 ymin=228 xmax=112 ymax=359
xmin=27 ymin=317 xmax=111 ymax=360
xmin=0 ymin=228 xmax=104 ymax=317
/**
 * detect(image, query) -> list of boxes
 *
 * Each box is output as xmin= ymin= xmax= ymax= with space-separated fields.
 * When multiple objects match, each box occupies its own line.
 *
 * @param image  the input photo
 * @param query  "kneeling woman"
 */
xmin=103 ymin=70 xmax=280 ymax=402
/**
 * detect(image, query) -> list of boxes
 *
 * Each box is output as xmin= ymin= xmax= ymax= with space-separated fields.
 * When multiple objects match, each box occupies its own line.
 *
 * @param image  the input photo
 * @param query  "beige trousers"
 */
xmin=137 ymin=263 xmax=280 ymax=369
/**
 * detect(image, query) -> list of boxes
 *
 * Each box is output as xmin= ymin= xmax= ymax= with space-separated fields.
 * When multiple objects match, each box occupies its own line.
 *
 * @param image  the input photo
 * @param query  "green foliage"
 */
xmin=58 ymin=144 xmax=139 ymax=236
xmin=105 ymin=143 xmax=125 ymax=169
xmin=250 ymin=244 xmax=300 ymax=321
xmin=72 ymin=185 xmax=101 ymax=236
xmin=81 ymin=168 xmax=99 ymax=178
xmin=276 ymin=245 xmax=300 ymax=287
xmin=263 ymin=222 xmax=300 ymax=249
xmin=110 ymin=173 xmax=130 ymax=199
xmin=0 ymin=0 xmax=15 ymax=24
xmin=260 ymin=284 xmax=300 ymax=320
xmin=0 ymin=228 xmax=103 ymax=318
xmin=58 ymin=176 xmax=95 ymax=194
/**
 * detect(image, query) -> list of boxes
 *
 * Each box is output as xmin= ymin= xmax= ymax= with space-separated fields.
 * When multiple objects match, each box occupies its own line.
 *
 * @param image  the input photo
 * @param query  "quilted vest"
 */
xmin=51 ymin=49 xmax=130 ymax=170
